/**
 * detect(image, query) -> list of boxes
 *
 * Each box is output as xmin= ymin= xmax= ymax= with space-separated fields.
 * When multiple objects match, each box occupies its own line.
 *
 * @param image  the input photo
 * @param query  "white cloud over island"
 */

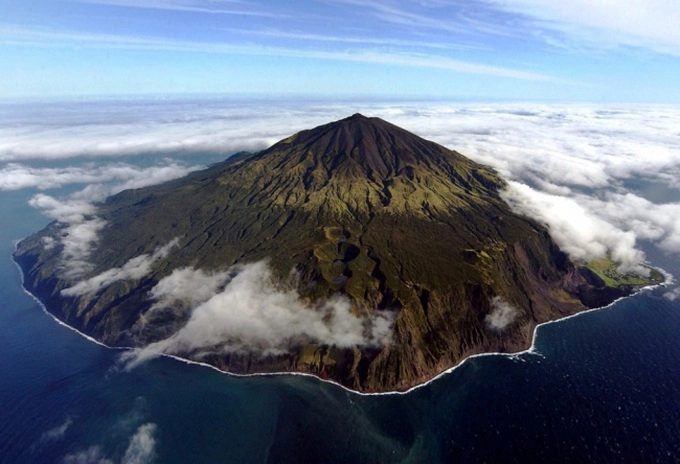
xmin=485 ymin=297 xmax=519 ymax=331
xmin=28 ymin=193 xmax=107 ymax=278
xmin=62 ymin=239 xmax=180 ymax=296
xmin=20 ymin=157 xmax=203 ymax=278
xmin=500 ymin=182 xmax=648 ymax=273
xmin=124 ymin=262 xmax=396 ymax=367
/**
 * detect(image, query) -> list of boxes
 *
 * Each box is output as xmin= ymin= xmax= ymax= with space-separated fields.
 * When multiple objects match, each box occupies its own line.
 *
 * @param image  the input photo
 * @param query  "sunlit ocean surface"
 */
xmin=1 ymin=168 xmax=679 ymax=463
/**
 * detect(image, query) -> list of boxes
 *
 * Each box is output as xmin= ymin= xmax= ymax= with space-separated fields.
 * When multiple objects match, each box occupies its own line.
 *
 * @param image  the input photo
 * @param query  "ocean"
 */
xmin=1 ymin=101 xmax=680 ymax=463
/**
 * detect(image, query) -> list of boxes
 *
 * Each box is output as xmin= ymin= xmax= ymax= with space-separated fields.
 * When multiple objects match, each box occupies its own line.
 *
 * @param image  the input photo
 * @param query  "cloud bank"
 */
xmin=124 ymin=262 xmax=396 ymax=367
xmin=0 ymin=98 xmax=357 ymax=161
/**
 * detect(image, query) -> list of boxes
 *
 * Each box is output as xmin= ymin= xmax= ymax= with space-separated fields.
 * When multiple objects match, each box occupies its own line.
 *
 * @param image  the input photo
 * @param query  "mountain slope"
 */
xmin=14 ymin=114 xmax=651 ymax=392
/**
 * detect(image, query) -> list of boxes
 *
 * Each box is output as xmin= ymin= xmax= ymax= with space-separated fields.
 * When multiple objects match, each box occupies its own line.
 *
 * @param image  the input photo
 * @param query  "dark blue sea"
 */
xmin=1 ymin=165 xmax=679 ymax=463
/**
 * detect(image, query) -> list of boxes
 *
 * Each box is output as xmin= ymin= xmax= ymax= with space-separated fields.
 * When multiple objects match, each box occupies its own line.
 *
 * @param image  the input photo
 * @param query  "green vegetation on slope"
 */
xmin=586 ymin=257 xmax=664 ymax=287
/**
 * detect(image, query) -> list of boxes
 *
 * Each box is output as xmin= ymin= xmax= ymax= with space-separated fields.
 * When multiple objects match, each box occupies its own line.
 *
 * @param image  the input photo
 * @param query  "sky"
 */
xmin=2 ymin=0 xmax=680 ymax=102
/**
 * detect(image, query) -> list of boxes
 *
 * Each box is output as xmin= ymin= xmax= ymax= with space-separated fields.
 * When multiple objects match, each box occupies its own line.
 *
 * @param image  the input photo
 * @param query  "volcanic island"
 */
xmin=14 ymin=114 xmax=663 ymax=393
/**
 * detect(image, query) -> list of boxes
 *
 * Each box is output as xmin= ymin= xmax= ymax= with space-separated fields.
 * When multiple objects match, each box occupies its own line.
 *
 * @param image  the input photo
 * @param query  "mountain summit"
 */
xmin=15 ymin=115 xmax=655 ymax=392
xmin=268 ymin=112 xmax=469 ymax=182
xmin=213 ymin=113 xmax=505 ymax=227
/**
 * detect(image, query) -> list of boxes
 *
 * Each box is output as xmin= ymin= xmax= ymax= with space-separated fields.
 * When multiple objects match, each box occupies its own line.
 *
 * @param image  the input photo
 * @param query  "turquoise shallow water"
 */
xmin=1 ymin=180 xmax=680 ymax=463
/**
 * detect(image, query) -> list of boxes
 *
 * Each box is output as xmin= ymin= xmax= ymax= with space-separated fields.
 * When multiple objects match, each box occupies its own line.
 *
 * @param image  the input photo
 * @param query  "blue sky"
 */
xmin=2 ymin=0 xmax=680 ymax=102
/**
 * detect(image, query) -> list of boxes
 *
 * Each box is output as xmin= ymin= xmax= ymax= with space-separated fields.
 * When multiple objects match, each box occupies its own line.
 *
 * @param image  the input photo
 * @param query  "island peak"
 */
xmin=13 ymin=115 xmax=660 ymax=393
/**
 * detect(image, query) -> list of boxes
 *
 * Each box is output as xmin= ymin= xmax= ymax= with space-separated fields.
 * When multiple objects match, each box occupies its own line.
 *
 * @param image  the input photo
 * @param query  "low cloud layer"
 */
xmin=62 ymin=239 xmax=179 ymax=297
xmin=124 ymin=262 xmax=396 ymax=367
xmin=388 ymin=104 xmax=680 ymax=193
xmin=0 ymin=98 xmax=350 ymax=161
xmin=485 ymin=296 xmax=518 ymax=331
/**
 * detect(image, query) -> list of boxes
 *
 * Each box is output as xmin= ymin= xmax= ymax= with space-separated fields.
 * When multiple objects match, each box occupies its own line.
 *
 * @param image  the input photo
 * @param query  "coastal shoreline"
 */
xmin=12 ymin=245 xmax=673 ymax=398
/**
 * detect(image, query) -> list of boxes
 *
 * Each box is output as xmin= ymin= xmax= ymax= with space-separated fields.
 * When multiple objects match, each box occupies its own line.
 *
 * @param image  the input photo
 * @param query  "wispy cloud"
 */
xmin=222 ymin=27 xmax=487 ymax=51
xmin=121 ymin=423 xmax=157 ymax=464
xmin=38 ymin=416 xmax=74 ymax=444
xmin=15 ymin=0 xmax=680 ymax=57
xmin=61 ymin=422 xmax=158 ymax=464
xmin=664 ymin=287 xmax=680 ymax=301
xmin=146 ymin=266 xmax=232 ymax=312
xmin=62 ymin=445 xmax=114 ymax=464
xmin=71 ymin=0 xmax=285 ymax=18
xmin=333 ymin=0 xmax=469 ymax=34
xmin=331 ymin=0 xmax=523 ymax=39
xmin=337 ymin=0 xmax=680 ymax=55
xmin=486 ymin=0 xmax=680 ymax=55
xmin=0 ymin=25 xmax=553 ymax=82
xmin=312 ymin=49 xmax=550 ymax=81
